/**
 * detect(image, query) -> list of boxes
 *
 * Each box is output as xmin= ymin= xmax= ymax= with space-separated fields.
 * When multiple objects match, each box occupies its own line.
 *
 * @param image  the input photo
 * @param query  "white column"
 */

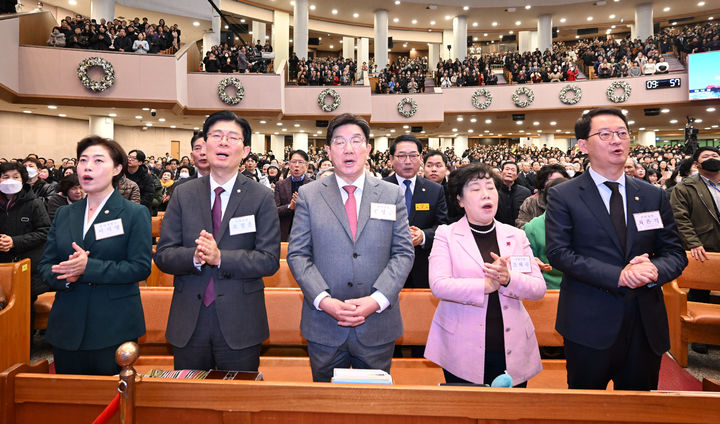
xmin=428 ymin=137 xmax=440 ymax=149
xmin=428 ymin=43 xmax=440 ymax=71
xmin=537 ymin=14 xmax=552 ymax=53
xmin=374 ymin=136 xmax=389 ymax=153
xmin=452 ymin=16 xmax=467 ymax=61
xmin=634 ymin=3 xmax=654 ymax=41
xmin=271 ymin=134 xmax=286 ymax=157
xmin=293 ymin=132 xmax=309 ymax=151
xmin=453 ymin=135 xmax=468 ymax=156
xmin=374 ymin=9 xmax=389 ymax=71
xmin=441 ymin=30 xmax=453 ymax=61
xmin=629 ymin=24 xmax=637 ymax=41
xmin=202 ymin=33 xmax=216 ymax=57
xmin=440 ymin=137 xmax=453 ymax=150
xmin=90 ymin=0 xmax=115 ymax=23
xmin=251 ymin=133 xmax=266 ymax=154
xmin=89 ymin=115 xmax=114 ymax=139
xmin=209 ymin=0 xmax=221 ymax=48
xmin=518 ymin=31 xmax=538 ymax=53
xmin=342 ymin=36 xmax=355 ymax=61
xmin=358 ymin=37 xmax=369 ymax=78
xmin=252 ymin=21 xmax=267 ymax=45
xmin=293 ymin=0 xmax=309 ymax=60
xmin=636 ymin=130 xmax=656 ymax=146
xmin=273 ymin=10 xmax=290 ymax=71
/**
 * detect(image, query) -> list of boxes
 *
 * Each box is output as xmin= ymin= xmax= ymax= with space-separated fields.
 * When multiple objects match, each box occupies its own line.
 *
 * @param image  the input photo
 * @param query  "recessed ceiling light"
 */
xmin=317 ymin=130 xmax=322 ymax=134
xmin=411 ymin=19 xmax=417 ymax=24
xmin=430 ymin=20 xmax=436 ymax=25
xmin=575 ymin=35 xmax=580 ymax=39
xmin=695 ymin=118 xmax=703 ymax=123
xmin=445 ymin=15 xmax=452 ymax=20
xmin=587 ymin=16 xmax=593 ymax=21
xmin=318 ymin=37 xmax=321 ymax=40
xmin=550 ymin=121 xmax=557 ymax=126
xmin=509 ymin=30 xmax=514 ymax=34
xmin=310 ymin=5 xmax=317 ymax=11
xmin=282 ymin=128 xmax=287 ymax=131
xmin=170 ymin=125 xmax=176 ymax=128
xmin=142 ymin=107 xmax=150 ymax=111
xmin=516 ymin=121 xmax=523 ymax=125
xmin=492 ymin=21 xmax=498 ymax=26
xmin=331 ymin=9 xmax=337 ymax=14
xmin=698 ymin=1 xmax=706 ymax=5
xmin=329 ymin=45 xmax=334 ymax=49
xmin=158 ymin=118 xmax=166 ymax=122
xmin=670 ymin=119 xmax=678 ymax=124
xmin=485 ymin=119 xmax=492 ymax=124
xmin=463 ymin=6 xmax=469 ymax=11
xmin=556 ymin=129 xmax=562 ymax=133
xmin=47 ymin=105 xmax=57 ymax=109
xmin=452 ymin=128 xmax=458 ymax=132
xmin=135 ymin=115 xmax=142 ymax=119
xmin=108 ymin=113 xmax=117 ymax=117
xmin=533 ymin=121 xmax=540 ymax=126
xmin=560 ymin=18 xmax=567 ymax=23
xmin=68 ymin=0 xmax=77 ymax=5
xmin=58 ymin=113 xmax=67 ymax=117
xmin=192 ymin=21 xmax=200 ymax=27
xmin=395 ymin=0 xmax=400 ymax=4
xmin=609 ymin=14 xmax=616 ymax=19
xmin=145 ymin=123 xmax=152 ymax=127
xmin=483 ymin=33 xmax=488 ymax=36
xmin=638 ymin=127 xmax=646 ymax=131
xmin=473 ymin=36 xmax=478 ymax=41
xmin=663 ymin=7 xmax=670 ymax=12
xmin=294 ymin=123 xmax=300 ymax=127
xmin=457 ymin=117 xmax=464 ymax=122
xmin=403 ymin=125 xmax=409 ymax=129
xmin=525 ymin=5 xmax=532 ymax=9
xmin=259 ymin=120 xmax=267 ymax=124
xmin=194 ymin=127 xmax=199 ymax=130
xmin=661 ymin=108 xmax=670 ymax=113
xmin=515 ymin=21 xmax=521 ymax=26
xmin=224 ymin=25 xmax=229 ymax=29
xmin=706 ymin=107 xmax=716 ymax=112
xmin=240 ymin=19 xmax=245 ymax=23
xmin=393 ymin=17 xmax=399 ymax=23
xmin=353 ymin=13 xmax=359 ymax=18
xmin=277 ymin=122 xmax=283 ymax=126
xmin=470 ymin=118 xmax=477 ymax=123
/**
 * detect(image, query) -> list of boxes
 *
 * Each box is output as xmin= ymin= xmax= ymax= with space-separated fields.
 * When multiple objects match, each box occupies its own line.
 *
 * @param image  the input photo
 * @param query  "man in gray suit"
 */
xmin=156 ymin=110 xmax=280 ymax=371
xmin=287 ymin=113 xmax=414 ymax=382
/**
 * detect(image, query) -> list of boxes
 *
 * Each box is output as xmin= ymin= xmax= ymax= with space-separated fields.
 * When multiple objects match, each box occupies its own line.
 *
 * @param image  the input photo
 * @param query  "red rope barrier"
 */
xmin=92 ymin=393 xmax=120 ymax=424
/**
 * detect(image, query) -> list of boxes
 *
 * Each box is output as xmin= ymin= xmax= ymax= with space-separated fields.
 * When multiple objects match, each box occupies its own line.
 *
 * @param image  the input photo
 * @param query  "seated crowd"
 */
xmin=290 ymin=56 xmax=358 ymax=86
xmin=374 ymin=56 xmax=428 ymax=93
xmin=47 ymin=14 xmax=181 ymax=54
xmin=202 ymin=39 xmax=273 ymax=73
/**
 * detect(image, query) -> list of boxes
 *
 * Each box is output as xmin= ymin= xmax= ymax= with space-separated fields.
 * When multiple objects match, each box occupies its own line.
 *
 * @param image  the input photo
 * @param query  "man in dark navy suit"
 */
xmin=546 ymin=107 xmax=687 ymax=390
xmin=384 ymin=135 xmax=448 ymax=289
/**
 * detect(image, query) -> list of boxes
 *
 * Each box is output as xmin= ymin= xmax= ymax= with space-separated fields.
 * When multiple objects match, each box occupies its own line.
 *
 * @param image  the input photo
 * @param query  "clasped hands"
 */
xmin=51 ymin=242 xmax=90 ymax=283
xmin=194 ymin=230 xmax=221 ymax=267
xmin=483 ymin=252 xmax=511 ymax=294
xmin=409 ymin=226 xmax=424 ymax=247
xmin=619 ymin=253 xmax=658 ymax=289
xmin=0 ymin=234 xmax=14 ymax=252
xmin=320 ymin=296 xmax=379 ymax=327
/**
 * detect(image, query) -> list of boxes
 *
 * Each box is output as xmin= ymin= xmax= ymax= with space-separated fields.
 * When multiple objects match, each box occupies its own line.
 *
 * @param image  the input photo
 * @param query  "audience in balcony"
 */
xmin=201 ymin=42 xmax=272 ymax=73
xmin=293 ymin=56 xmax=357 ymax=86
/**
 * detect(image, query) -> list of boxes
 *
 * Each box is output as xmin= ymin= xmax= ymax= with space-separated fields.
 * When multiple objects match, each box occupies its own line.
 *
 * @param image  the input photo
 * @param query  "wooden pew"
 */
xmin=0 ymin=260 xmax=31 ymax=373
xmin=264 ymin=259 xmax=297 ymax=288
xmin=663 ymin=251 xmax=720 ymax=367
xmin=151 ymin=216 xmax=162 ymax=238
xmin=280 ymin=242 xmax=288 ymax=259
xmin=2 ymin=360 xmax=719 ymax=424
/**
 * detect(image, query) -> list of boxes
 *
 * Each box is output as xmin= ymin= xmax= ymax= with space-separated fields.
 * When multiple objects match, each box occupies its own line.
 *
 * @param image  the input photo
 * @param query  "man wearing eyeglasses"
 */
xmin=287 ymin=113 xmax=414 ymax=382
xmin=275 ymin=149 xmax=312 ymax=241
xmin=545 ymin=107 xmax=687 ymax=390
xmin=384 ymin=135 xmax=448 ymax=289
xmin=156 ymin=110 xmax=280 ymax=372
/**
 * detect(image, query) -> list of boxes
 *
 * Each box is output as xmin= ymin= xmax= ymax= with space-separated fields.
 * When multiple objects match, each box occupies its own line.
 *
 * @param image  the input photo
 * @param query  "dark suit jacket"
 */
xmin=274 ymin=175 xmax=312 ymax=242
xmin=38 ymin=190 xmax=152 ymax=351
xmin=383 ymin=175 xmax=448 ymax=288
xmin=545 ymin=171 xmax=687 ymax=355
xmin=155 ymin=174 xmax=280 ymax=350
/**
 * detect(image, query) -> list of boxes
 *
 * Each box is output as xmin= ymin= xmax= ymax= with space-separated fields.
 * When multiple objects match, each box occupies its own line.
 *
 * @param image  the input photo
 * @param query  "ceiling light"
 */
xmin=515 ymin=21 xmax=522 ymax=26
xmin=311 ymin=5 xmax=317 ymax=11
xmin=483 ymin=33 xmax=488 ymax=36
xmin=661 ymin=108 xmax=670 ymax=113
xmin=468 ymin=129 xmax=474 ymax=133
xmin=282 ymin=128 xmax=287 ymax=131
xmin=457 ymin=117 xmax=464 ymax=122
xmin=294 ymin=123 xmax=300 ymax=127
xmin=445 ymin=15 xmax=452 ymax=20
xmin=708 ymin=16 xmax=714 ymax=20
xmin=108 ymin=113 xmax=117 ymax=117
xmin=663 ymin=7 xmax=670 ymax=12
xmin=135 ymin=115 xmax=142 ymax=119
xmin=452 ymin=128 xmax=458 ymax=132
xmin=485 ymin=119 xmax=492 ymax=124
xmin=587 ymin=16 xmax=593 ymax=21
xmin=318 ymin=37 xmax=321 ymax=40
xmin=621 ymin=109 xmax=628 ymax=115
xmin=609 ymin=14 xmax=616 ymax=19
xmin=472 ymin=22 xmax=478 ymax=27
xmin=403 ymin=125 xmax=409 ymax=129
xmin=58 ymin=113 xmax=67 ymax=117
xmin=331 ymin=8 xmax=337 ymax=14
xmin=395 ymin=0 xmax=400 ymax=4
xmin=560 ymin=18 xmax=567 ymax=23
xmin=329 ymin=45 xmax=334 ymax=48
xmin=240 ymin=19 xmax=245 ymax=23
xmin=533 ymin=121 xmax=540 ymax=126
xmin=575 ymin=35 xmax=580 ymax=39
xmin=516 ymin=120 xmax=523 ymax=125
xmin=277 ymin=122 xmax=283 ymax=126
xmin=47 ymin=105 xmax=57 ymax=109
xmin=509 ymin=30 xmax=514 ymax=34
xmin=430 ymin=20 xmax=436 ymax=25
xmin=353 ymin=13 xmax=359 ymax=18
xmin=556 ymin=129 xmax=562 ymax=132
xmin=194 ymin=127 xmax=199 ymax=130
xmin=68 ymin=0 xmax=77 ymax=5
xmin=492 ymin=21 xmax=498 ymax=26
xmin=470 ymin=118 xmax=477 ymax=123
xmin=695 ymin=119 xmax=703 ymax=123
xmin=259 ymin=120 xmax=266 ymax=124
xmin=698 ymin=1 xmax=706 ymax=5
xmin=290 ymin=1 xmax=295 ymax=5
xmin=192 ymin=21 xmax=200 ymax=27
xmin=390 ymin=129 xmax=396 ymax=133
xmin=638 ymin=127 xmax=646 ymax=131
xmin=627 ymin=120 xmax=635 ymax=125
xmin=317 ymin=130 xmax=322 ymax=134
xmin=158 ymin=118 xmax=166 ymax=122
xmin=612 ymin=25 xmax=616 ymax=28
xmin=224 ymin=25 xmax=229 ymax=29
xmin=393 ymin=18 xmax=399 ymax=23
xmin=706 ymin=107 xmax=716 ymax=112
xmin=170 ymin=125 xmax=176 ymax=129
xmin=670 ymin=119 xmax=678 ymax=124
xmin=473 ymin=36 xmax=478 ymax=41
xmin=145 ymin=123 xmax=152 ymax=127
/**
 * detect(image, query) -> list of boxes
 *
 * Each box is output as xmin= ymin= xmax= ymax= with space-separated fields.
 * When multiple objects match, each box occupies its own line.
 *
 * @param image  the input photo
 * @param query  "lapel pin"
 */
xmin=104 ymin=210 xmax=109 ymax=214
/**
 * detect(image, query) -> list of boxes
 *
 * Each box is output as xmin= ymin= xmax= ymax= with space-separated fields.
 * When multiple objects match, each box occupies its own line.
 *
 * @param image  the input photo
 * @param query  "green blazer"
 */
xmin=523 ymin=213 xmax=563 ymax=290
xmin=39 ymin=190 xmax=152 ymax=351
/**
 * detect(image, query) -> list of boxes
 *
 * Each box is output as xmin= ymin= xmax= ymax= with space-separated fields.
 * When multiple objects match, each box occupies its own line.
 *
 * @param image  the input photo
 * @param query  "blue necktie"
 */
xmin=403 ymin=179 xmax=412 ymax=219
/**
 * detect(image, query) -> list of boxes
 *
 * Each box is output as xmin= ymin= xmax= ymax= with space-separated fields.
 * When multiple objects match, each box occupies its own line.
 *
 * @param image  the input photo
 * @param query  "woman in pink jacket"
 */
xmin=425 ymin=162 xmax=546 ymax=386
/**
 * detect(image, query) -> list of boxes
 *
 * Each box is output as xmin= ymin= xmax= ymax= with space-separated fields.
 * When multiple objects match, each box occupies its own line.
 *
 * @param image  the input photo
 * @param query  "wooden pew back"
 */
xmin=676 ymin=251 xmax=720 ymax=291
xmin=0 ymin=260 xmax=31 ymax=373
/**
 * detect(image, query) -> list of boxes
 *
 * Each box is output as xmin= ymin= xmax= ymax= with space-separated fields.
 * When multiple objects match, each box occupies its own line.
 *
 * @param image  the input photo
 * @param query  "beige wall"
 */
xmin=0 ymin=111 xmax=193 ymax=161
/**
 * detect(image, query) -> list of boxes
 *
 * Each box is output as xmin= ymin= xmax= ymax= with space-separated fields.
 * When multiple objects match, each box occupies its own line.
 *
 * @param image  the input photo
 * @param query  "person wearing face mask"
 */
xmin=670 ymin=146 xmax=720 ymax=355
xmin=176 ymin=165 xmax=192 ymax=180
xmin=22 ymin=157 xmax=56 ymax=206
xmin=0 ymin=161 xmax=52 ymax=330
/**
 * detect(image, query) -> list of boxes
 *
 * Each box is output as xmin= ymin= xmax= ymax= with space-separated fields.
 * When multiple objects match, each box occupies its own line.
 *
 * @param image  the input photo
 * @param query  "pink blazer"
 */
xmin=424 ymin=217 xmax=546 ymax=385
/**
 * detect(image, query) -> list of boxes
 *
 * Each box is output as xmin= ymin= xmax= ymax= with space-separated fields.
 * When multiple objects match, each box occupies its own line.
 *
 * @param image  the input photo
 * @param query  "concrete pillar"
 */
xmin=358 ymin=37 xmax=369 ymax=78
xmin=441 ymin=30 xmax=453 ymax=61
xmin=374 ymin=136 xmax=389 ymax=153
xmin=252 ymin=21 xmax=267 ymax=46
xmin=342 ymin=36 xmax=355 ymax=61
xmin=518 ymin=31 xmax=538 ymax=53
xmin=452 ymin=16 xmax=467 ymax=61
xmin=271 ymin=134 xmax=286 ymax=157
xmin=90 ymin=0 xmax=114 ymax=23
xmin=209 ymin=0 xmax=221 ymax=48
xmin=273 ymin=11 xmax=290 ymax=71
xmin=453 ymin=135 xmax=468 ymax=155
xmin=538 ymin=14 xmax=552 ymax=53
xmin=89 ymin=115 xmax=114 ymax=139
xmin=428 ymin=43 xmax=440 ymax=71
xmin=637 ymin=130 xmax=657 ymax=146
xmin=634 ymin=3 xmax=653 ymax=41
xmin=428 ymin=137 xmax=440 ymax=149
xmin=293 ymin=0 xmax=309 ymax=60
xmin=374 ymin=9 xmax=389 ymax=72
xmin=293 ymin=132 xmax=309 ymax=151
xmin=251 ymin=133 xmax=266 ymax=154
xmin=440 ymin=137 xmax=453 ymax=150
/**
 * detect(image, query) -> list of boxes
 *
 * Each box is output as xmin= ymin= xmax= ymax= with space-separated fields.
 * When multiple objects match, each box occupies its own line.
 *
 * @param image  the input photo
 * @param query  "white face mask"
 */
xmin=25 ymin=166 xmax=38 ymax=179
xmin=0 ymin=179 xmax=23 ymax=195
xmin=566 ymin=170 xmax=575 ymax=177
xmin=179 ymin=172 xmax=190 ymax=179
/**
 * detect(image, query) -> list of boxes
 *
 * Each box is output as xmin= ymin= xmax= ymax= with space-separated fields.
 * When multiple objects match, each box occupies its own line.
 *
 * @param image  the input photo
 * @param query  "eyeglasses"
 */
xmin=331 ymin=136 xmax=366 ymax=148
xmin=588 ymin=129 xmax=632 ymax=141
xmin=289 ymin=160 xmax=307 ymax=165
xmin=395 ymin=153 xmax=420 ymax=162
xmin=207 ymin=132 xmax=243 ymax=144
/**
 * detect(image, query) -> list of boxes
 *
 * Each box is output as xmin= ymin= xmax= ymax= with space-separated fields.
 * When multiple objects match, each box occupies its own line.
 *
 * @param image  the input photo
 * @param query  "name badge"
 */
xmin=510 ymin=256 xmax=532 ymax=273
xmin=94 ymin=218 xmax=124 ymax=240
xmin=370 ymin=203 xmax=396 ymax=221
xmin=229 ymin=215 xmax=256 ymax=235
xmin=415 ymin=203 xmax=430 ymax=211
xmin=633 ymin=211 xmax=663 ymax=231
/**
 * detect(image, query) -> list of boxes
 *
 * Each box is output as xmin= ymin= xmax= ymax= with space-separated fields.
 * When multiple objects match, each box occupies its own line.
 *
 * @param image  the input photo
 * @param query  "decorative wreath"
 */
xmin=317 ymin=88 xmax=341 ymax=112
xmin=217 ymin=77 xmax=245 ymax=105
xmin=606 ymin=80 xmax=632 ymax=103
xmin=397 ymin=97 xmax=418 ymax=118
xmin=559 ymin=84 xmax=582 ymax=105
xmin=512 ymin=86 xmax=535 ymax=108
xmin=471 ymin=88 xmax=492 ymax=110
xmin=76 ymin=57 xmax=116 ymax=92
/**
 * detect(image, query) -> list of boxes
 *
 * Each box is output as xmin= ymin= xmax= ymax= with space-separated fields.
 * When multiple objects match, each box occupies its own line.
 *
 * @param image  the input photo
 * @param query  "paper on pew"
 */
xmin=331 ymin=368 xmax=393 ymax=384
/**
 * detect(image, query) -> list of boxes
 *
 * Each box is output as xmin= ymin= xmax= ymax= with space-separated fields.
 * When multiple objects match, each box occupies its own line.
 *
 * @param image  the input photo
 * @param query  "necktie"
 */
xmin=603 ymin=181 xmax=626 ymax=254
xmin=343 ymin=185 xmax=357 ymax=241
xmin=203 ymin=186 xmax=225 ymax=307
xmin=403 ymin=179 xmax=412 ymax=219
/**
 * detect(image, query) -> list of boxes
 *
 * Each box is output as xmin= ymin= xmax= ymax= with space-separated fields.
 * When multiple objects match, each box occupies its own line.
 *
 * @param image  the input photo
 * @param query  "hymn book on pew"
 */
xmin=331 ymin=368 xmax=393 ymax=385
xmin=144 ymin=369 xmax=264 ymax=381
